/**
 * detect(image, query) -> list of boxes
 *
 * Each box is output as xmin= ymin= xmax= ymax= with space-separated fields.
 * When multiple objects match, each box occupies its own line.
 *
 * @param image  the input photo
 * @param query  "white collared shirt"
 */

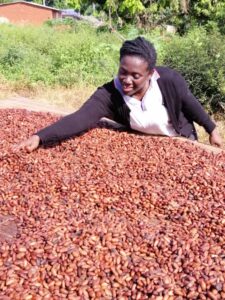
xmin=114 ymin=70 xmax=177 ymax=136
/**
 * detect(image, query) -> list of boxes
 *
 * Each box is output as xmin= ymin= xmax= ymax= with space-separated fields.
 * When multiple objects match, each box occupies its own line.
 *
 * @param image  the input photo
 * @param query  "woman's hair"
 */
xmin=120 ymin=36 xmax=157 ymax=71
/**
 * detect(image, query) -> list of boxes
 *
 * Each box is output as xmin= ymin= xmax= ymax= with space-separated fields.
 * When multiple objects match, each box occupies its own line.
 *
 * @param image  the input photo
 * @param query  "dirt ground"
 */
xmin=0 ymin=96 xmax=224 ymax=155
xmin=0 ymin=96 xmax=73 ymax=115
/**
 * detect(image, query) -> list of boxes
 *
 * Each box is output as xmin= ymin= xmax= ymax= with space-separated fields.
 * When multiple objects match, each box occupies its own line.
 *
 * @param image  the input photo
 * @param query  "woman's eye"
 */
xmin=119 ymin=70 xmax=126 ymax=76
xmin=133 ymin=74 xmax=141 ymax=79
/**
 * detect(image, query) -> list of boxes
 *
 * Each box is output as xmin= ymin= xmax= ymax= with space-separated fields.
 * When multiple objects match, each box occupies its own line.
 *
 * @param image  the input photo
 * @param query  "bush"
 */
xmin=0 ymin=23 xmax=120 ymax=87
xmin=161 ymin=27 xmax=225 ymax=113
xmin=0 ymin=24 xmax=224 ymax=114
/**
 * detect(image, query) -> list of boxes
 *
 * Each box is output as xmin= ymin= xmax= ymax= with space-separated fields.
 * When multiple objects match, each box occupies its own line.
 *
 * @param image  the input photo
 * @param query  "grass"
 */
xmin=0 ymin=23 xmax=224 ymax=115
xmin=0 ymin=76 xmax=17 ymax=99
xmin=32 ymin=85 xmax=96 ymax=111
xmin=0 ymin=81 xmax=96 ymax=110
xmin=0 ymin=23 xmax=120 ymax=88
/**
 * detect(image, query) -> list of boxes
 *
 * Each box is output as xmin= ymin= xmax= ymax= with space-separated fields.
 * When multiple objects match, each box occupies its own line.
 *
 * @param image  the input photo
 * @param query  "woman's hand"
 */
xmin=209 ymin=128 xmax=223 ymax=147
xmin=13 ymin=135 xmax=40 ymax=153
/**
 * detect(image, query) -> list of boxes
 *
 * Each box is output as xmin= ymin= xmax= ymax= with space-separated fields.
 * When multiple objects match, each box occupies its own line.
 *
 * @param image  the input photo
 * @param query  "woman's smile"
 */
xmin=121 ymin=82 xmax=133 ymax=93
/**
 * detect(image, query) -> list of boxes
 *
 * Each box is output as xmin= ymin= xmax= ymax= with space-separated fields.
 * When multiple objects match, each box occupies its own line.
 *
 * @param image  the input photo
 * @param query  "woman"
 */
xmin=15 ymin=37 xmax=222 ymax=152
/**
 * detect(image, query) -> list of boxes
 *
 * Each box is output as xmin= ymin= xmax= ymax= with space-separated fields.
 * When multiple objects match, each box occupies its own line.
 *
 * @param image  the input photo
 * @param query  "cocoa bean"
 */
xmin=0 ymin=109 xmax=225 ymax=299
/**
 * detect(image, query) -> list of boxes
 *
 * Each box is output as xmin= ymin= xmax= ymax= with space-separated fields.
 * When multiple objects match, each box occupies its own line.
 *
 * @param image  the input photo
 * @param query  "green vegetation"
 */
xmin=0 ymin=21 xmax=224 ymax=113
xmin=1 ymin=0 xmax=225 ymax=34
xmin=0 ymin=22 xmax=120 ymax=88
xmin=33 ymin=0 xmax=225 ymax=35
xmin=162 ymin=27 xmax=225 ymax=113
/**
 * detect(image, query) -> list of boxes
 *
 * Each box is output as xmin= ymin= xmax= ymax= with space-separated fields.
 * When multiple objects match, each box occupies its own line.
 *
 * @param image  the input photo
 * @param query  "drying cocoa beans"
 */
xmin=0 ymin=109 xmax=225 ymax=300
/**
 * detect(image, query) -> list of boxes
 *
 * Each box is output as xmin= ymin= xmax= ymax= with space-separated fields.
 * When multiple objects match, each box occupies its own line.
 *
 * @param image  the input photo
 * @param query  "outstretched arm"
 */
xmin=14 ymin=83 xmax=114 ymax=152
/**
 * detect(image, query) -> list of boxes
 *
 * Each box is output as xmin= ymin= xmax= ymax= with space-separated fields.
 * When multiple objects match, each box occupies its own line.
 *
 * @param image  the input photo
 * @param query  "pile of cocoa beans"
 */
xmin=0 ymin=109 xmax=225 ymax=300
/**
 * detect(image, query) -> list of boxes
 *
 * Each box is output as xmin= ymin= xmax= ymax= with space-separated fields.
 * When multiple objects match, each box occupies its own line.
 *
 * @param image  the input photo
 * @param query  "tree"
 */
xmin=104 ymin=0 xmax=144 ymax=20
xmin=186 ymin=0 xmax=225 ymax=33
xmin=66 ymin=0 xmax=81 ymax=9
xmin=42 ymin=0 xmax=224 ymax=34
xmin=119 ymin=0 xmax=144 ymax=16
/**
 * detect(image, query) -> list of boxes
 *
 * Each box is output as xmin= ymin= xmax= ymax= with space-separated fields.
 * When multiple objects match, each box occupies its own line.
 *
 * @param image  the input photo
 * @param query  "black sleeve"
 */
xmin=36 ymin=83 xmax=114 ymax=145
xmin=175 ymin=72 xmax=216 ymax=134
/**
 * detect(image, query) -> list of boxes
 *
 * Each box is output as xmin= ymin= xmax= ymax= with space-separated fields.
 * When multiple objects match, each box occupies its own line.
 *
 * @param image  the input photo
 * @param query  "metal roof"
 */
xmin=0 ymin=1 xmax=61 ymax=12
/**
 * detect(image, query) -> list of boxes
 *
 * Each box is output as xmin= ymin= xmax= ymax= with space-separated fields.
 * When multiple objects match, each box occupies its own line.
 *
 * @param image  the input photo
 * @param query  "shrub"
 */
xmin=161 ymin=27 xmax=225 ymax=113
xmin=0 ymin=24 xmax=224 ymax=114
xmin=0 ymin=23 xmax=120 ymax=87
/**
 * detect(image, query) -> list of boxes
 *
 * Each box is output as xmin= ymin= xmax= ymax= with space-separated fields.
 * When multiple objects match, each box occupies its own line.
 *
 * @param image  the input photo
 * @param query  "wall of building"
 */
xmin=0 ymin=3 xmax=61 ymax=25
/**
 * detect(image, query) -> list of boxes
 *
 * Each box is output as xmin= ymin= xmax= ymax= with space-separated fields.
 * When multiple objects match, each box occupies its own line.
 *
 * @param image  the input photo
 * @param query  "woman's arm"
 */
xmin=14 ymin=82 xmax=114 ymax=151
xmin=175 ymin=73 xmax=222 ymax=147
xmin=37 ymin=85 xmax=114 ymax=145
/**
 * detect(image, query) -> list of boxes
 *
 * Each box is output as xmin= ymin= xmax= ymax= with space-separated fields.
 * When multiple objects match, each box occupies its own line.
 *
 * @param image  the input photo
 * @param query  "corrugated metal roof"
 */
xmin=0 ymin=1 xmax=61 ymax=12
xmin=61 ymin=9 xmax=81 ymax=18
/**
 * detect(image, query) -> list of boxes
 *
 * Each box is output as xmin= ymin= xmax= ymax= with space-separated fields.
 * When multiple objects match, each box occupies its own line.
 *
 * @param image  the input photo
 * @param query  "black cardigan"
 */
xmin=36 ymin=66 xmax=216 ymax=145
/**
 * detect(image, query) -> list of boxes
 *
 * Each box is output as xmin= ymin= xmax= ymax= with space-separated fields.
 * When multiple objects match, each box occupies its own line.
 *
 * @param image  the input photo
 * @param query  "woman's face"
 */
xmin=118 ymin=55 xmax=152 ymax=99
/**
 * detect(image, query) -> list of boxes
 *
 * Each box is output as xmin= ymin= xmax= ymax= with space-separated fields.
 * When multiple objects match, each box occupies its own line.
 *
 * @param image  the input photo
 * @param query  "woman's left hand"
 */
xmin=209 ymin=128 xmax=223 ymax=147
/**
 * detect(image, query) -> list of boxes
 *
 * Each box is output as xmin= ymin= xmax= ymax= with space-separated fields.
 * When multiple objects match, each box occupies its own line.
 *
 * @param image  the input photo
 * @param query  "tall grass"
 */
xmin=0 ymin=22 xmax=224 ymax=114
xmin=0 ymin=22 xmax=120 ymax=87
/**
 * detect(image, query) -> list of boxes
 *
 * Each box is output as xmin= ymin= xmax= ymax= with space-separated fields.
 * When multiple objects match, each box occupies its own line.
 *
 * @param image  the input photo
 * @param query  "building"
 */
xmin=0 ymin=1 xmax=61 ymax=25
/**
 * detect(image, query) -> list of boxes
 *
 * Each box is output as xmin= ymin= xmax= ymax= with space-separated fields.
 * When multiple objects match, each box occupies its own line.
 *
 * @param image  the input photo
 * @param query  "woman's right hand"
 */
xmin=13 ymin=135 xmax=40 ymax=153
